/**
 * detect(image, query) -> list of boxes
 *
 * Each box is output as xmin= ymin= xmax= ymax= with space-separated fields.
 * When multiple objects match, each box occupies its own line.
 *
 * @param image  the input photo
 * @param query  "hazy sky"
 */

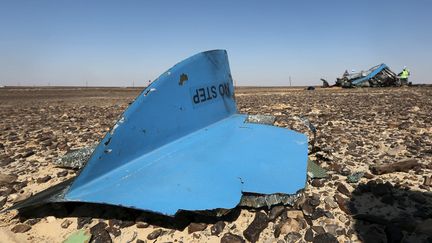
xmin=1 ymin=0 xmax=431 ymax=86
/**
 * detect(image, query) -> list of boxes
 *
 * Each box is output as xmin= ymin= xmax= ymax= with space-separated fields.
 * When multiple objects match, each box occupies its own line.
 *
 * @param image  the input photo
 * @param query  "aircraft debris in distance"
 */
xmin=335 ymin=64 xmax=400 ymax=88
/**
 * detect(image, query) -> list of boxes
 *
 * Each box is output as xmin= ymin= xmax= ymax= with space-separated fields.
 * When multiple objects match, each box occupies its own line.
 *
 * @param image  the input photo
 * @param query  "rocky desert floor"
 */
xmin=0 ymin=86 xmax=431 ymax=243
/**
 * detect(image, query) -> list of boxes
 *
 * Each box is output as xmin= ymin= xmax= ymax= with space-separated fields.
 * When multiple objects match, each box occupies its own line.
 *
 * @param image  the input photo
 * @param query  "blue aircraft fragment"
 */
xmin=10 ymin=50 xmax=309 ymax=216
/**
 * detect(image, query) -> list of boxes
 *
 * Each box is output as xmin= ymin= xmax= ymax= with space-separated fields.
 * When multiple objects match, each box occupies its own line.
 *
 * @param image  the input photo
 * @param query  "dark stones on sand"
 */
xmin=243 ymin=212 xmax=268 ymax=243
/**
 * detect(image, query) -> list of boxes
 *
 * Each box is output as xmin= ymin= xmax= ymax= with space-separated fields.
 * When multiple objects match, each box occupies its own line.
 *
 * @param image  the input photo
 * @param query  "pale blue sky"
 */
xmin=0 ymin=0 xmax=431 ymax=86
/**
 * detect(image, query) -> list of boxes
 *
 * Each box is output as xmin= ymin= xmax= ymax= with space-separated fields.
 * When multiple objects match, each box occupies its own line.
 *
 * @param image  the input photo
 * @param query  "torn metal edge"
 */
xmin=239 ymin=191 xmax=304 ymax=209
xmin=244 ymin=114 xmax=276 ymax=125
xmin=6 ymin=177 xmax=304 ymax=217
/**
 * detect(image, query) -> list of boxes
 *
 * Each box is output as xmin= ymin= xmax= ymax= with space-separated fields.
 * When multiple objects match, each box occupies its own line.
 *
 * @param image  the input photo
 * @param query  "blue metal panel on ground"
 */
xmin=9 ymin=50 xmax=309 ymax=216
xmin=66 ymin=114 xmax=308 ymax=215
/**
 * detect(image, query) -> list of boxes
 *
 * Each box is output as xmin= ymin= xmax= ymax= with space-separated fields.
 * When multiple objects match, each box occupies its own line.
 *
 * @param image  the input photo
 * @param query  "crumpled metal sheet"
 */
xmin=335 ymin=63 xmax=399 ymax=88
xmin=245 ymin=115 xmax=276 ymax=125
xmin=239 ymin=192 xmax=303 ymax=209
xmin=54 ymin=146 xmax=96 ymax=169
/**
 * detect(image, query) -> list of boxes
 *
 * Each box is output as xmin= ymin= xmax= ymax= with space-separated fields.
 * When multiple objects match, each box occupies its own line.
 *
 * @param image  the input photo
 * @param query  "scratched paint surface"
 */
xmin=11 ymin=50 xmax=308 ymax=215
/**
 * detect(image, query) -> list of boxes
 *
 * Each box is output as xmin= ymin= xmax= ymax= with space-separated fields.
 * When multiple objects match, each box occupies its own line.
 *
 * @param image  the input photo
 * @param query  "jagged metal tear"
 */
xmin=245 ymin=114 xmax=276 ymax=125
xmin=10 ymin=50 xmax=308 ymax=216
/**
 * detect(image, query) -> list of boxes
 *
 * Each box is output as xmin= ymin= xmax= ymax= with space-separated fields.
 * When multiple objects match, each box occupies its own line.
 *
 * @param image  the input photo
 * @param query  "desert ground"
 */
xmin=0 ymin=86 xmax=431 ymax=243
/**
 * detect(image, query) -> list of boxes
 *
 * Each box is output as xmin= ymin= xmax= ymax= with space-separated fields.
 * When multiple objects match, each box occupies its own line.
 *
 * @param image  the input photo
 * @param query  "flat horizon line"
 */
xmin=1 ymin=84 xmax=431 ymax=89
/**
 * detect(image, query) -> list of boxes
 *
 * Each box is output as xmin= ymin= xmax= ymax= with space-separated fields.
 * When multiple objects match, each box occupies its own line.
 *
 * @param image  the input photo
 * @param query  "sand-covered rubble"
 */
xmin=0 ymin=86 xmax=431 ymax=242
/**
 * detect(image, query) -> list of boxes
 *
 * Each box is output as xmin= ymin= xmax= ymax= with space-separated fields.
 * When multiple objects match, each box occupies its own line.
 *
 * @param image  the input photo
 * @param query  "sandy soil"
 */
xmin=0 ymin=86 xmax=431 ymax=243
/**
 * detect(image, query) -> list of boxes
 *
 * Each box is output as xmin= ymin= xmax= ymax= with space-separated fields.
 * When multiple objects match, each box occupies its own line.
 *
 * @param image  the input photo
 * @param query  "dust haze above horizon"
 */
xmin=1 ymin=0 xmax=431 ymax=87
